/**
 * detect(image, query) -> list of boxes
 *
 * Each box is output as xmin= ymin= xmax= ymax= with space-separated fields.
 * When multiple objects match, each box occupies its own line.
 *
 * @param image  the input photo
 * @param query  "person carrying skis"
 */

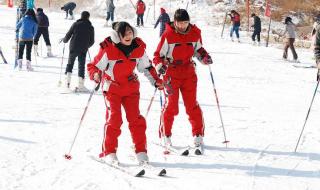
xmin=61 ymin=2 xmax=76 ymax=20
xmin=314 ymin=15 xmax=320 ymax=73
xmin=87 ymin=21 xmax=163 ymax=164
xmin=105 ymin=0 xmax=115 ymax=27
xmin=282 ymin=16 xmax=298 ymax=62
xmin=154 ymin=7 xmax=170 ymax=37
xmin=250 ymin=13 xmax=261 ymax=45
xmin=136 ymin=0 xmax=146 ymax=27
xmin=153 ymin=9 xmax=212 ymax=151
xmin=228 ymin=10 xmax=240 ymax=42
xmin=16 ymin=9 xmax=38 ymax=71
xmin=34 ymin=8 xmax=53 ymax=57
xmin=61 ymin=11 xmax=94 ymax=91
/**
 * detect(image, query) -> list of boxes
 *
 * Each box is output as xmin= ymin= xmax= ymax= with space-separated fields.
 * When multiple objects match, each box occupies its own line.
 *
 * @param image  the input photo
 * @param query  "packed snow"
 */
xmin=0 ymin=2 xmax=320 ymax=190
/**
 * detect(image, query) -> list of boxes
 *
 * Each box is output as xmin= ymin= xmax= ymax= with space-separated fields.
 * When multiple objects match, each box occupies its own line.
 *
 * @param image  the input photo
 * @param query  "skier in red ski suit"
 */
xmin=87 ymin=21 xmax=163 ymax=164
xmin=153 ymin=9 xmax=212 ymax=147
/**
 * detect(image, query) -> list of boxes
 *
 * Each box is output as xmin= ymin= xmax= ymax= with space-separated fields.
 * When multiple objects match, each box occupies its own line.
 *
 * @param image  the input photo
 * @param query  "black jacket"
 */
xmin=252 ymin=16 xmax=261 ymax=32
xmin=36 ymin=11 xmax=49 ymax=27
xmin=62 ymin=2 xmax=76 ymax=11
xmin=63 ymin=19 xmax=94 ymax=53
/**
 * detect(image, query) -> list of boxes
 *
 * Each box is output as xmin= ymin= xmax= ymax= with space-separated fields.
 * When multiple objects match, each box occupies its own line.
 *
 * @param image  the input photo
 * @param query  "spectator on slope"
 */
xmin=34 ymin=8 xmax=53 ymax=57
xmin=251 ymin=13 xmax=261 ymax=46
xmin=87 ymin=21 xmax=163 ymax=164
xmin=105 ymin=0 xmax=115 ymax=27
xmin=154 ymin=7 xmax=170 ymax=37
xmin=228 ymin=10 xmax=241 ymax=42
xmin=61 ymin=2 xmax=76 ymax=20
xmin=61 ymin=11 xmax=94 ymax=92
xmin=16 ymin=9 xmax=38 ymax=71
xmin=136 ymin=0 xmax=146 ymax=27
xmin=282 ymin=16 xmax=298 ymax=62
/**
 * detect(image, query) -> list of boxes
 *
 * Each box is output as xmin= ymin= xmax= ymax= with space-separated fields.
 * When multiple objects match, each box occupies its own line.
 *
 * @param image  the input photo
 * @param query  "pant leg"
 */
xmin=289 ymin=38 xmax=298 ymax=60
xmin=69 ymin=9 xmax=73 ymax=16
xmin=101 ymin=93 xmax=123 ymax=156
xmin=42 ymin=27 xmax=51 ymax=46
xmin=140 ymin=14 xmax=144 ymax=26
xmin=257 ymin=31 xmax=261 ymax=42
xmin=106 ymin=12 xmax=111 ymax=21
xmin=65 ymin=11 xmax=68 ymax=18
xmin=33 ymin=29 xmax=42 ymax=45
xmin=160 ymin=77 xmax=181 ymax=137
xmin=123 ymin=92 xmax=147 ymax=153
xmin=230 ymin=26 xmax=234 ymax=37
xmin=137 ymin=14 xmax=140 ymax=26
xmin=110 ymin=10 xmax=114 ymax=22
xmin=77 ymin=51 xmax=86 ymax=78
xmin=180 ymin=74 xmax=204 ymax=136
xmin=18 ymin=41 xmax=26 ymax=59
xmin=235 ymin=26 xmax=240 ymax=38
xmin=25 ymin=41 xmax=33 ymax=61
xmin=283 ymin=39 xmax=290 ymax=59
xmin=65 ymin=52 xmax=77 ymax=74
xmin=251 ymin=31 xmax=256 ymax=41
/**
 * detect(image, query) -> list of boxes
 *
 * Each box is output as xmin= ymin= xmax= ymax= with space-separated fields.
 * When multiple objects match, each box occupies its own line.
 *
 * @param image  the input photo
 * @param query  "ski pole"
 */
xmin=58 ymin=43 xmax=65 ymax=86
xmin=33 ymin=43 xmax=38 ymax=65
xmin=88 ymin=50 xmax=91 ymax=62
xmin=208 ymin=65 xmax=229 ymax=146
xmin=145 ymin=88 xmax=157 ymax=118
xmin=294 ymin=70 xmax=320 ymax=152
xmin=64 ymin=82 xmax=101 ymax=160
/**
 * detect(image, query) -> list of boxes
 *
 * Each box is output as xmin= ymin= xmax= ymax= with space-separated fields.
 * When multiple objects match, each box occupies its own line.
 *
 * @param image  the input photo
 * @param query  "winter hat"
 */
xmin=81 ymin=11 xmax=90 ymax=20
xmin=37 ymin=8 xmax=43 ymax=12
xmin=284 ymin=16 xmax=292 ymax=24
xmin=160 ymin=8 xmax=165 ymax=14
xmin=174 ymin=9 xmax=190 ymax=22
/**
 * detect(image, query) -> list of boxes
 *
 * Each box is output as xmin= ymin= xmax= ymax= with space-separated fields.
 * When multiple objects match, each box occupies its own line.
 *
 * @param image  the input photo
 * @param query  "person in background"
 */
xmin=87 ymin=22 xmax=163 ymax=164
xmin=154 ymin=7 xmax=170 ymax=37
xmin=62 ymin=11 xmax=94 ymax=92
xmin=34 ymin=8 xmax=53 ymax=57
xmin=61 ymin=2 xmax=76 ymax=20
xmin=105 ymin=0 xmax=115 ymax=27
xmin=313 ymin=15 xmax=320 ymax=80
xmin=136 ymin=0 xmax=146 ymax=27
xmin=251 ymin=13 xmax=261 ymax=45
xmin=228 ymin=10 xmax=240 ymax=42
xmin=16 ymin=9 xmax=38 ymax=71
xmin=282 ymin=16 xmax=298 ymax=62
xmin=153 ymin=9 xmax=212 ymax=153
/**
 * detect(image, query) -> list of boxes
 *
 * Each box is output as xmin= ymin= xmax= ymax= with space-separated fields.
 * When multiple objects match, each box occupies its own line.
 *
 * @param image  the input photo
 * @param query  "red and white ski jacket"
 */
xmin=88 ymin=35 xmax=159 ymax=96
xmin=153 ymin=22 xmax=211 ymax=76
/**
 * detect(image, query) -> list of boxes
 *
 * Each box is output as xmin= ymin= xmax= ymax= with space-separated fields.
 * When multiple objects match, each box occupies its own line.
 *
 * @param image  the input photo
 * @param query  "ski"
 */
xmin=152 ymin=142 xmax=203 ymax=156
xmin=0 ymin=46 xmax=8 ymax=64
xmin=89 ymin=155 xmax=145 ymax=177
xmin=140 ymin=162 xmax=167 ymax=177
xmin=292 ymin=64 xmax=316 ymax=69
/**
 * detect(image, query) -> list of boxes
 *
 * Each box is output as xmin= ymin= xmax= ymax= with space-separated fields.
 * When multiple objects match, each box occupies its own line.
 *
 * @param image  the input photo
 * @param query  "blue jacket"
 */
xmin=154 ymin=11 xmax=170 ymax=37
xmin=16 ymin=15 xmax=38 ymax=41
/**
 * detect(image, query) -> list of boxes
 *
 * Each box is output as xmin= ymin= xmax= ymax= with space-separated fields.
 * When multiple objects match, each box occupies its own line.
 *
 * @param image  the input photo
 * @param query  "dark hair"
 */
xmin=174 ymin=9 xmax=190 ymax=21
xmin=81 ymin=11 xmax=90 ymax=20
xmin=37 ymin=8 xmax=43 ymax=12
xmin=231 ymin=10 xmax=237 ymax=14
xmin=251 ymin=13 xmax=256 ymax=17
xmin=61 ymin=7 xmax=64 ymax=10
xmin=113 ymin=21 xmax=134 ymax=38
xmin=284 ymin=16 xmax=292 ymax=24
xmin=25 ymin=9 xmax=38 ymax=24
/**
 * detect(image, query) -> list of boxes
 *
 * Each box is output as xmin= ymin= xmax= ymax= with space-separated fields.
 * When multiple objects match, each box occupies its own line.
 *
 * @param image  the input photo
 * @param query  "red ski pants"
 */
xmin=160 ymin=73 xmax=204 ymax=137
xmin=100 ymin=91 xmax=147 ymax=157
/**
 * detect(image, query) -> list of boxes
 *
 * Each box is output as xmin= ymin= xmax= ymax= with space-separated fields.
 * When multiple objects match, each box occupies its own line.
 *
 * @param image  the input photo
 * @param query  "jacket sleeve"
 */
xmin=63 ymin=23 xmax=75 ymax=43
xmin=153 ymin=34 xmax=169 ymax=66
xmin=193 ymin=32 xmax=211 ymax=64
xmin=137 ymin=51 xmax=160 ymax=86
xmin=89 ymin=26 xmax=95 ymax=48
xmin=154 ymin=15 xmax=160 ymax=28
xmin=315 ymin=26 xmax=320 ymax=62
xmin=87 ymin=47 xmax=108 ymax=80
xmin=33 ymin=22 xmax=38 ymax=38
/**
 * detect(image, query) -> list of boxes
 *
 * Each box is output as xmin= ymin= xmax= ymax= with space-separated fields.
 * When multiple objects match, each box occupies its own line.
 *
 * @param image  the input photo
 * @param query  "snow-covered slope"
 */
xmin=1 ymin=4 xmax=320 ymax=190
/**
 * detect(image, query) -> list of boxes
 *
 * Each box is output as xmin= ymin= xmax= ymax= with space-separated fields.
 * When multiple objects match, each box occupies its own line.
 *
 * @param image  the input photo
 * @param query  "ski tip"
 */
xmin=194 ymin=149 xmax=202 ymax=155
xmin=135 ymin=169 xmax=145 ymax=177
xmin=181 ymin=149 xmax=189 ymax=156
xmin=163 ymin=150 xmax=170 ymax=155
xmin=158 ymin=169 xmax=167 ymax=176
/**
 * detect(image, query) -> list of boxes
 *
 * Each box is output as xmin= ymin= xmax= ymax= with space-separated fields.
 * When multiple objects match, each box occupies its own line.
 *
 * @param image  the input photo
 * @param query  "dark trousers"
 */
xmin=230 ymin=25 xmax=240 ymax=38
xmin=252 ymin=30 xmax=261 ymax=42
xmin=34 ymin=27 xmax=51 ymax=46
xmin=106 ymin=11 xmax=114 ymax=22
xmin=283 ymin=38 xmax=298 ymax=60
xmin=65 ymin=51 xmax=87 ymax=78
xmin=137 ymin=14 xmax=144 ymax=26
xmin=18 ymin=41 xmax=33 ymax=61
xmin=65 ymin=9 xmax=74 ymax=18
